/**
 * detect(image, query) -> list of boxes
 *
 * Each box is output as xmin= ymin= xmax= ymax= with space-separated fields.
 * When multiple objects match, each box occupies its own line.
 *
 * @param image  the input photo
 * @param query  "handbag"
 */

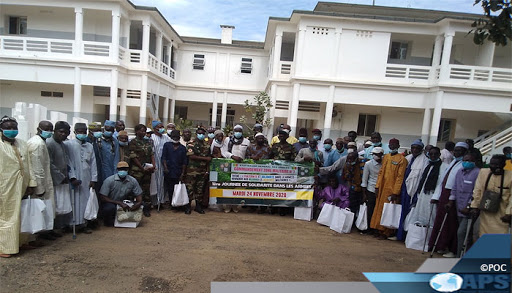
xmin=84 ymin=187 xmax=99 ymax=220
xmin=355 ymin=203 xmax=368 ymax=231
xmin=380 ymin=203 xmax=402 ymax=229
xmin=54 ymin=184 xmax=72 ymax=215
xmin=340 ymin=208 xmax=355 ymax=233
xmin=317 ymin=203 xmax=335 ymax=226
xmin=479 ymin=172 xmax=504 ymax=213
xmin=171 ymin=182 xmax=190 ymax=207
xmin=294 ymin=207 xmax=313 ymax=221
xmin=20 ymin=196 xmax=47 ymax=234
xmin=405 ymin=222 xmax=432 ymax=252
xmin=403 ymin=206 xmax=416 ymax=232
xmin=42 ymin=199 xmax=54 ymax=231
xmin=329 ymin=207 xmax=347 ymax=233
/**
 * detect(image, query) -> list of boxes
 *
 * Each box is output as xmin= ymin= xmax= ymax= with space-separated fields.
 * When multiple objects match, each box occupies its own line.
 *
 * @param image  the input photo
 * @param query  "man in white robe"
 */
xmin=151 ymin=120 xmax=170 ymax=207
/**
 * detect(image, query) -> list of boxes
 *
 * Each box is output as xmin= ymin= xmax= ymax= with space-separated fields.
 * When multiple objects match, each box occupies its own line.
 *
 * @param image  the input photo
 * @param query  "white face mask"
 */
xmin=167 ymin=130 xmax=173 ymax=135
xmin=170 ymin=139 xmax=179 ymax=144
xmin=347 ymin=149 xmax=354 ymax=153
xmin=373 ymin=155 xmax=381 ymax=161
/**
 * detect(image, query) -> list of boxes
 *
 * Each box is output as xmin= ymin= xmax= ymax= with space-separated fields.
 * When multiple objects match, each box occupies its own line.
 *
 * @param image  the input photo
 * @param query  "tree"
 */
xmin=472 ymin=0 xmax=512 ymax=46
xmin=239 ymin=91 xmax=273 ymax=134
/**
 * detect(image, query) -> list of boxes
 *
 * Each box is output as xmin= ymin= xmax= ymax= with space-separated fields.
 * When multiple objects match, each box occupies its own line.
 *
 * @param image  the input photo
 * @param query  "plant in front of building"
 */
xmin=239 ymin=91 xmax=273 ymax=136
xmin=174 ymin=117 xmax=194 ymax=131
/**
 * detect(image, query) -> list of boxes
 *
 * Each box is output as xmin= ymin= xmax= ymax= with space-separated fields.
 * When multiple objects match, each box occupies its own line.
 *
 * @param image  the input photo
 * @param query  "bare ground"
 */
xmin=0 ymin=207 xmax=430 ymax=293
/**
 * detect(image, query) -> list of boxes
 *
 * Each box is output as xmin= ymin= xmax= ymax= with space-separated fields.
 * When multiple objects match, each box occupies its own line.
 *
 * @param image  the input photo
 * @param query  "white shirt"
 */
xmin=361 ymin=159 xmax=382 ymax=193
xmin=221 ymin=136 xmax=250 ymax=159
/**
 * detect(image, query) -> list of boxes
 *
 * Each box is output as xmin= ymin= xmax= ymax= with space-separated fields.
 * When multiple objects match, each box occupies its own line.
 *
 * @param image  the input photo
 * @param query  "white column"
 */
xmin=120 ymin=88 xmax=127 ymax=122
xmin=429 ymin=91 xmax=444 ymax=145
xmin=166 ymin=41 xmax=172 ymax=66
xmin=268 ymin=84 xmax=277 ymax=140
xmin=170 ymin=98 xmax=176 ymax=123
xmin=141 ymin=20 xmax=151 ymax=68
xmin=111 ymin=11 xmax=121 ymax=62
xmin=288 ymin=83 xmax=300 ymax=137
xmin=123 ymin=19 xmax=131 ymax=48
xmin=439 ymin=32 xmax=454 ymax=82
xmin=156 ymin=31 xmax=163 ymax=62
xmin=476 ymin=41 xmax=495 ymax=67
xmin=421 ymin=107 xmax=431 ymax=144
xmin=294 ymin=28 xmax=306 ymax=76
xmin=323 ymin=85 xmax=335 ymax=140
xmin=221 ymin=92 xmax=228 ymax=129
xmin=211 ymin=91 xmax=218 ymax=127
xmin=139 ymin=74 xmax=148 ymax=124
xmin=109 ymin=69 xmax=118 ymax=121
xmin=333 ymin=29 xmax=342 ymax=77
xmin=74 ymin=8 xmax=83 ymax=57
xmin=162 ymin=96 xmax=169 ymax=124
xmin=429 ymin=35 xmax=443 ymax=82
xmin=73 ymin=67 xmax=81 ymax=117
xmin=272 ymin=32 xmax=282 ymax=79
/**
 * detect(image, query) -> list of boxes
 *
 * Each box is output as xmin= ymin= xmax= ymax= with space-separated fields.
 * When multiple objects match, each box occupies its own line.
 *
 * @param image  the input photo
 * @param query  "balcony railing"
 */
xmin=148 ymin=53 xmax=176 ymax=81
xmin=0 ymin=36 xmax=74 ymax=55
xmin=385 ymin=64 xmax=431 ymax=80
xmin=448 ymin=65 xmax=512 ymax=83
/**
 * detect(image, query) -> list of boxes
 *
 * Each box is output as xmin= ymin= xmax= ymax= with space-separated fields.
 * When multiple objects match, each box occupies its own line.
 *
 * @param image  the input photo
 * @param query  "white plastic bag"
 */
xmin=380 ymin=203 xmax=402 ymax=229
xmin=42 ymin=199 xmax=54 ymax=231
xmin=116 ymin=200 xmax=143 ymax=222
xmin=405 ymin=222 xmax=432 ymax=252
xmin=20 ymin=196 xmax=46 ymax=234
xmin=171 ymin=182 xmax=189 ymax=207
xmin=403 ymin=206 xmax=416 ymax=232
xmin=340 ymin=208 xmax=355 ymax=233
xmin=355 ymin=203 xmax=368 ymax=231
xmin=84 ymin=187 xmax=99 ymax=220
xmin=317 ymin=203 xmax=335 ymax=226
xmin=294 ymin=207 xmax=313 ymax=221
xmin=54 ymin=184 xmax=72 ymax=215
xmin=329 ymin=207 xmax=347 ymax=233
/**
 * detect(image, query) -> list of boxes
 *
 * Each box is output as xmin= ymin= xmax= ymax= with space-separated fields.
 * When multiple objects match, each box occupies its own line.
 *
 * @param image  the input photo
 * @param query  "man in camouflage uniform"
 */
xmin=128 ymin=124 xmax=155 ymax=217
xmin=185 ymin=127 xmax=211 ymax=214
xmin=270 ymin=129 xmax=297 ymax=161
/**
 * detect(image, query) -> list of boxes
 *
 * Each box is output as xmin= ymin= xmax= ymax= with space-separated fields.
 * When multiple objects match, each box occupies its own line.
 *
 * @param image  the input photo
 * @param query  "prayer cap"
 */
xmin=74 ymin=123 xmax=87 ymax=131
xmin=411 ymin=139 xmax=424 ymax=148
xmin=117 ymin=161 xmax=129 ymax=168
xmin=55 ymin=121 xmax=70 ymax=130
xmin=207 ymin=126 xmax=216 ymax=133
xmin=255 ymin=133 xmax=265 ymax=138
xmin=167 ymin=123 xmax=175 ymax=127
xmin=389 ymin=138 xmax=399 ymax=144
xmin=214 ymin=130 xmax=223 ymax=136
xmin=104 ymin=120 xmax=116 ymax=127
xmin=364 ymin=140 xmax=373 ymax=146
xmin=146 ymin=128 xmax=152 ymax=133
xmin=0 ymin=115 xmax=17 ymax=126
xmin=312 ymin=129 xmax=322 ymax=134
xmin=455 ymin=142 xmax=469 ymax=149
xmin=151 ymin=120 xmax=161 ymax=128
xmin=347 ymin=142 xmax=357 ymax=147
xmin=234 ymin=124 xmax=243 ymax=130
xmin=372 ymin=147 xmax=384 ymax=154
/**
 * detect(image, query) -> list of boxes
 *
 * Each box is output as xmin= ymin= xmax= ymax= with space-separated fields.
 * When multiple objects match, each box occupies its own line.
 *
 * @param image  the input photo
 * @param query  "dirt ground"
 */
xmin=1 ymin=206 xmax=430 ymax=293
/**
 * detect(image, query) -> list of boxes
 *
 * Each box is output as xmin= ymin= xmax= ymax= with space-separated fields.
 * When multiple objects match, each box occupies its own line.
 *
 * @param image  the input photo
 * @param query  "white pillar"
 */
xmin=139 ymin=74 xmax=148 ymax=124
xmin=111 ymin=11 xmax=121 ymax=62
xmin=288 ymin=83 xmax=300 ymax=137
xmin=163 ymin=96 xmax=169 ymax=124
xmin=170 ymin=98 xmax=176 ymax=123
xmin=429 ymin=35 xmax=443 ymax=82
xmin=123 ymin=19 xmax=131 ymax=48
xmin=73 ymin=67 xmax=81 ymax=117
xmin=294 ymin=28 xmax=306 ymax=76
xmin=221 ymin=92 xmax=228 ymax=129
xmin=429 ymin=91 xmax=444 ymax=145
xmin=141 ymin=20 xmax=151 ymax=67
xmin=333 ymin=29 xmax=342 ymax=77
xmin=166 ymin=41 xmax=172 ymax=66
xmin=272 ymin=32 xmax=282 ymax=79
xmin=268 ymin=84 xmax=277 ymax=140
xmin=476 ymin=41 xmax=495 ymax=67
xmin=439 ymin=32 xmax=454 ymax=82
xmin=323 ymin=85 xmax=335 ymax=140
xmin=74 ymin=8 xmax=83 ymax=57
xmin=211 ymin=91 xmax=218 ymax=127
xmin=156 ymin=31 xmax=163 ymax=62
xmin=109 ymin=69 xmax=118 ymax=121
xmin=120 ymin=88 xmax=127 ymax=122
xmin=421 ymin=107 xmax=431 ymax=144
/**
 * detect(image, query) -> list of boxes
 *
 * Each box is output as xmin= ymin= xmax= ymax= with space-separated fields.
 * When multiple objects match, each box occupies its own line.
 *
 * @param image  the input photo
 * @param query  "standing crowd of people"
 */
xmin=1 ymin=115 xmax=511 ymax=259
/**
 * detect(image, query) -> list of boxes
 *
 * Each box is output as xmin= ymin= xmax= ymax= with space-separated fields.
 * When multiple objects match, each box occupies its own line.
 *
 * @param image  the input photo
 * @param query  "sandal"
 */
xmin=0 ymin=253 xmax=12 ymax=258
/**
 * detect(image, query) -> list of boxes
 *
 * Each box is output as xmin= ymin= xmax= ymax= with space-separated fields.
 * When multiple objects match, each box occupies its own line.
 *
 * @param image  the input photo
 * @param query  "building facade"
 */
xmin=0 ymin=0 xmax=511 ymax=149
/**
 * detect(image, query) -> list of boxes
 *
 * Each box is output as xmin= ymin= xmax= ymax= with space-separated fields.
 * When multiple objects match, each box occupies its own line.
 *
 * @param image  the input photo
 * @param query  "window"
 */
xmin=209 ymin=107 xmax=235 ymax=127
xmin=9 ymin=16 xmax=27 ymax=35
xmin=193 ymin=54 xmax=205 ymax=70
xmin=175 ymin=106 xmax=188 ymax=120
xmin=41 ymin=91 xmax=63 ymax=98
xmin=357 ymin=114 xmax=377 ymax=136
xmin=93 ymin=86 xmax=121 ymax=97
xmin=241 ymin=58 xmax=252 ymax=74
xmin=389 ymin=41 xmax=408 ymax=60
xmin=437 ymin=119 xmax=453 ymax=142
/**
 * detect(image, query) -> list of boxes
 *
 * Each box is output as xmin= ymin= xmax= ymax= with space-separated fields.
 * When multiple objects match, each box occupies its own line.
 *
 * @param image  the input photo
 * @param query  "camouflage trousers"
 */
xmin=130 ymin=171 xmax=152 ymax=204
xmin=186 ymin=174 xmax=207 ymax=202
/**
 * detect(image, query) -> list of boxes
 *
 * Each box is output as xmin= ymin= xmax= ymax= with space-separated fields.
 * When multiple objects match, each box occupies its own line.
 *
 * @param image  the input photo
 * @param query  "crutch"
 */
xmin=460 ymin=217 xmax=474 ymax=257
xmin=422 ymin=203 xmax=435 ymax=254
xmin=70 ymin=185 xmax=77 ymax=240
xmin=430 ymin=211 xmax=449 ymax=258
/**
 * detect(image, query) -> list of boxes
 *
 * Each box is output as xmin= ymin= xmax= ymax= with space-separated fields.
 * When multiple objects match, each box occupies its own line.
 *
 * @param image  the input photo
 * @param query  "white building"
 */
xmin=0 ymin=0 xmax=511 ymax=151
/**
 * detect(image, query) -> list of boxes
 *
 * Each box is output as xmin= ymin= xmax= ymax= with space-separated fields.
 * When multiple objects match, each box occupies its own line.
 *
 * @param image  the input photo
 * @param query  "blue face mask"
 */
xmin=373 ymin=142 xmax=382 ymax=147
xmin=40 ymin=130 xmax=53 ymax=139
xmin=76 ymin=134 xmax=88 ymax=141
xmin=2 ymin=129 xmax=18 ymax=139
xmin=93 ymin=132 xmax=103 ymax=138
xmin=324 ymin=144 xmax=332 ymax=151
xmin=313 ymin=135 xmax=321 ymax=141
xmin=197 ymin=134 xmax=205 ymax=141
xmin=143 ymin=136 xmax=150 ymax=140
xmin=158 ymin=128 xmax=165 ymax=134
xmin=390 ymin=149 xmax=398 ymax=154
xmin=208 ymin=133 xmax=215 ymax=139
xmin=117 ymin=170 xmax=128 ymax=178
xmin=462 ymin=161 xmax=476 ymax=170
xmin=103 ymin=131 xmax=113 ymax=137
xmin=234 ymin=132 xmax=243 ymax=139
xmin=506 ymin=153 xmax=512 ymax=159
xmin=299 ymin=137 xmax=307 ymax=143
xmin=455 ymin=156 xmax=463 ymax=161
xmin=119 ymin=141 xmax=128 ymax=146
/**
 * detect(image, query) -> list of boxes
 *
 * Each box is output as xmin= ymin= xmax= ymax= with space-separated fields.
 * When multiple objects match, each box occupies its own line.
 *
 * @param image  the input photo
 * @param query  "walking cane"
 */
xmin=460 ymin=217 xmax=473 ymax=257
xmin=422 ymin=203 xmax=435 ymax=254
xmin=430 ymin=211 xmax=449 ymax=258
xmin=70 ymin=185 xmax=77 ymax=240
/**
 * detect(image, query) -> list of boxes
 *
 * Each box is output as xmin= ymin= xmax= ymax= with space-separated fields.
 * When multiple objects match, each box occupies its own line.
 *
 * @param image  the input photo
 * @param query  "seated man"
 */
xmin=99 ymin=161 xmax=143 ymax=226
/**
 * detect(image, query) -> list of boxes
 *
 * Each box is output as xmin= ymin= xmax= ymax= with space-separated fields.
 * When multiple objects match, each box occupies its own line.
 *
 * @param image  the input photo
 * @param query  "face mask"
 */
xmin=299 ymin=137 xmax=307 ymax=143
xmin=234 ymin=132 xmax=243 ymax=139
xmin=119 ymin=141 xmax=128 ymax=146
xmin=197 ymin=134 xmax=205 ymax=141
xmin=170 ymin=139 xmax=179 ymax=144
xmin=76 ymin=134 xmax=88 ymax=141
xmin=506 ymin=153 xmax=512 ymax=159
xmin=143 ymin=136 xmax=150 ymax=141
xmin=429 ymin=158 xmax=440 ymax=163
xmin=158 ymin=128 xmax=165 ymax=134
xmin=93 ymin=132 xmax=103 ymax=138
xmin=215 ymin=139 xmax=223 ymax=144
xmin=349 ymin=161 xmax=356 ymax=166
xmin=324 ymin=144 xmax=332 ymax=151
xmin=347 ymin=149 xmax=354 ymax=153
xmin=103 ymin=131 xmax=113 ymax=137
xmin=167 ymin=130 xmax=173 ymax=135
xmin=117 ymin=170 xmax=128 ymax=178
xmin=208 ymin=133 xmax=215 ymax=139
xmin=462 ymin=161 xmax=475 ymax=170
xmin=455 ymin=156 xmax=463 ymax=161
xmin=313 ymin=135 xmax=321 ymax=141
xmin=373 ymin=142 xmax=382 ymax=147
xmin=390 ymin=149 xmax=398 ymax=154
xmin=2 ymin=129 xmax=18 ymax=139
xmin=373 ymin=155 xmax=381 ymax=161
xmin=337 ymin=147 xmax=344 ymax=153
xmin=39 ymin=129 xmax=53 ymax=139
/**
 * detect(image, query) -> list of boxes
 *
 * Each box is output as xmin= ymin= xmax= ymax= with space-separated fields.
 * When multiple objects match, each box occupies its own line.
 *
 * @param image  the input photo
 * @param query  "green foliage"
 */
xmin=240 ymin=91 xmax=273 ymax=136
xmin=174 ymin=117 xmax=194 ymax=132
xmin=471 ymin=0 xmax=511 ymax=46
xmin=222 ymin=124 xmax=233 ymax=137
